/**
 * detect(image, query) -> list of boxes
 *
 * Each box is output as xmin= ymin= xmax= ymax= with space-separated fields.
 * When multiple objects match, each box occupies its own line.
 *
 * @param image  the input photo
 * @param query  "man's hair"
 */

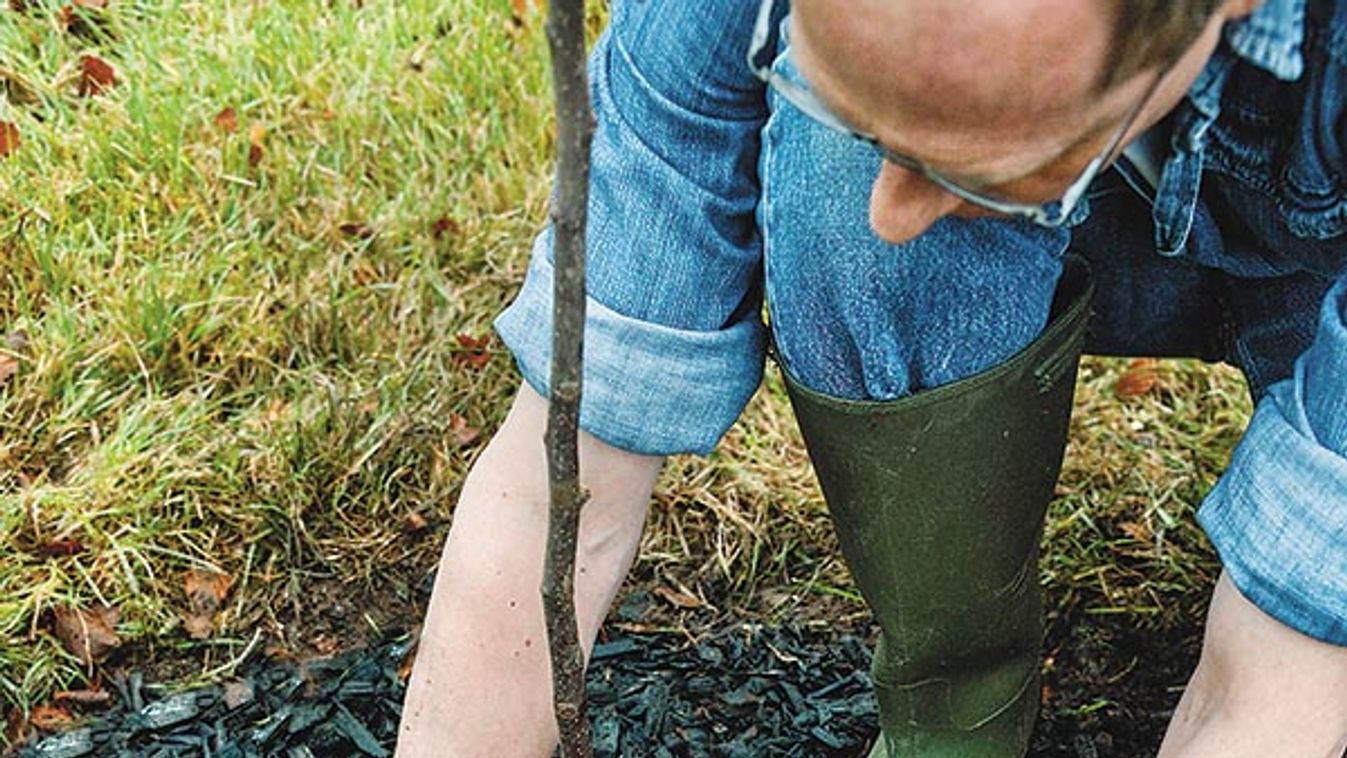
xmin=1103 ymin=0 xmax=1225 ymax=88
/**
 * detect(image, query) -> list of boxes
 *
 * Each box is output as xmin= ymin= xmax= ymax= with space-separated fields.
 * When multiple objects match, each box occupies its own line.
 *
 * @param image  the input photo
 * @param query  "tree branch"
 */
xmin=542 ymin=0 xmax=595 ymax=756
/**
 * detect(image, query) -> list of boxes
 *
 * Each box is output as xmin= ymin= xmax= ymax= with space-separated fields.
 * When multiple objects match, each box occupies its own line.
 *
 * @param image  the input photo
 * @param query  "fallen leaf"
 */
xmin=397 ymin=648 xmax=416 ymax=682
xmin=508 ymin=0 xmax=543 ymax=23
xmin=38 ymin=539 xmax=85 ymax=557
xmin=52 ymin=688 xmax=111 ymax=709
xmin=1114 ymin=358 xmax=1159 ymax=399
xmin=27 ymin=705 xmax=73 ymax=731
xmin=0 ymin=353 xmax=17 ymax=386
xmin=50 ymin=605 xmax=121 ymax=667
xmin=453 ymin=332 xmax=492 ymax=369
xmin=403 ymin=512 xmax=429 ymax=533
xmin=214 ymin=106 xmax=238 ymax=134
xmin=247 ymin=121 xmax=265 ymax=167
xmin=352 ymin=261 xmax=379 ymax=286
xmin=339 ymin=222 xmax=373 ymax=239
xmin=262 ymin=643 xmax=297 ymax=662
xmin=0 ymin=121 xmax=19 ymax=159
xmin=431 ymin=215 xmax=460 ymax=240
xmin=1120 ymin=521 xmax=1151 ymax=543
xmin=77 ymin=53 xmax=117 ymax=97
xmin=654 ymin=585 xmax=703 ymax=609
xmin=447 ymin=413 xmax=479 ymax=448
xmin=183 ymin=569 xmax=233 ymax=640
xmin=256 ymin=398 xmax=286 ymax=428
xmin=311 ymin=634 xmax=340 ymax=656
xmin=397 ymin=626 xmax=421 ymax=682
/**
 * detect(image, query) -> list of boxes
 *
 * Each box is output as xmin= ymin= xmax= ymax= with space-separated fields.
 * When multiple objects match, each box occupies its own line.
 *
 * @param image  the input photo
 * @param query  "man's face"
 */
xmin=790 ymin=0 xmax=1250 ymax=243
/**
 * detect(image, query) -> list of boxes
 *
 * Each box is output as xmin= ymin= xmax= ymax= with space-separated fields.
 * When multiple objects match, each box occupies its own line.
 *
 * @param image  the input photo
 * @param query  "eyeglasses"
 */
xmin=746 ymin=0 xmax=1163 ymax=228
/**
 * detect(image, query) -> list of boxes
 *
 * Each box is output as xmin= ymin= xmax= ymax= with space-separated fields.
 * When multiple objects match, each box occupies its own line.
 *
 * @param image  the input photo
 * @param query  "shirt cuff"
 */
xmin=494 ymin=238 xmax=766 ymax=457
xmin=1198 ymin=277 xmax=1347 ymax=645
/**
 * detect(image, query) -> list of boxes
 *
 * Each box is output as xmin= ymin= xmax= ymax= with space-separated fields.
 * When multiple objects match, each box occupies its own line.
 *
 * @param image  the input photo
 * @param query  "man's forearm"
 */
xmin=396 ymin=384 xmax=663 ymax=757
xmin=1159 ymin=572 xmax=1347 ymax=758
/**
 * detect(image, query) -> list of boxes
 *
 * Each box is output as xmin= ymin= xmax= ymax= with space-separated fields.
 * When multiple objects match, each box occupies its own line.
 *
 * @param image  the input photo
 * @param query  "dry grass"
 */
xmin=1 ymin=0 xmax=552 ymax=718
xmin=0 ymin=0 xmax=1253 ymax=736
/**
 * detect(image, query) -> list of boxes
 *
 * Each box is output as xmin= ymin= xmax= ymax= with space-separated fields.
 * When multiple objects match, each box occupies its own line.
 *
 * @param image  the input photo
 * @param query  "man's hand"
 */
xmin=395 ymin=383 xmax=663 ymax=757
xmin=1159 ymin=571 xmax=1347 ymax=758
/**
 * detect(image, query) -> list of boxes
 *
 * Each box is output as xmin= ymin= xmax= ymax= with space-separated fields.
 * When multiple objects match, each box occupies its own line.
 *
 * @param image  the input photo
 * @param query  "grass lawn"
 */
xmin=0 ymin=0 xmax=1250 ymax=747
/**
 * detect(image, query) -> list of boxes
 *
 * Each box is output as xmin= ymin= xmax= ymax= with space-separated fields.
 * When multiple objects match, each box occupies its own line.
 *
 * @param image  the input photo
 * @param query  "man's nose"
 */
xmin=868 ymin=161 xmax=967 ymax=244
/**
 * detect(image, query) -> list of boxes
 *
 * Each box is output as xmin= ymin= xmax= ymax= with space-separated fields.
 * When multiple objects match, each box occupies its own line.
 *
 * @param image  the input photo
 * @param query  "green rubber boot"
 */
xmin=782 ymin=259 xmax=1092 ymax=758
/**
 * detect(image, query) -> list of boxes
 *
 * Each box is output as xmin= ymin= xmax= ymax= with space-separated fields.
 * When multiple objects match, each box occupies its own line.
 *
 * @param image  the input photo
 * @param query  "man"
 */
xmin=397 ymin=0 xmax=1347 ymax=755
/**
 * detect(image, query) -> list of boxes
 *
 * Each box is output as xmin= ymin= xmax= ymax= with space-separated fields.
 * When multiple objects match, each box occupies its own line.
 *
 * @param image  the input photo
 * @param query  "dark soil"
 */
xmin=13 ymin=572 xmax=1203 ymax=758
xmin=1032 ymin=606 xmax=1200 ymax=757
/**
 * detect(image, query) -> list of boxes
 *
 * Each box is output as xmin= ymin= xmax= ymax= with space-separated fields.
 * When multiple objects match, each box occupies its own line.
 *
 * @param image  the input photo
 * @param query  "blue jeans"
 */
xmin=496 ymin=0 xmax=1347 ymax=644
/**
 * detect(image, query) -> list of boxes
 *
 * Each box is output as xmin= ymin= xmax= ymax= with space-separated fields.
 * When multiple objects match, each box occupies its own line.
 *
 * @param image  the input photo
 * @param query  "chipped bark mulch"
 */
xmin=14 ymin=610 xmax=1195 ymax=757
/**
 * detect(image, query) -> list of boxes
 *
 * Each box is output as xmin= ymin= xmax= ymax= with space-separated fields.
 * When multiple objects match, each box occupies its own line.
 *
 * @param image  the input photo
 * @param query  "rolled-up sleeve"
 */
xmin=494 ymin=0 xmax=771 ymax=456
xmin=1199 ymin=274 xmax=1347 ymax=644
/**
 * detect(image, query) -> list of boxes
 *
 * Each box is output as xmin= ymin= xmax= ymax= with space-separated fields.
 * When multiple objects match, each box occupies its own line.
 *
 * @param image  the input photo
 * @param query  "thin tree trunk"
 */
xmin=542 ymin=0 xmax=595 ymax=756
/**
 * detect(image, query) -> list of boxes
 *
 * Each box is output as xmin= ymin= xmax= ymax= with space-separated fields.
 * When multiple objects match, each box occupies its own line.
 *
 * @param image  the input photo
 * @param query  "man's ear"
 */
xmin=1224 ymin=0 xmax=1265 ymax=20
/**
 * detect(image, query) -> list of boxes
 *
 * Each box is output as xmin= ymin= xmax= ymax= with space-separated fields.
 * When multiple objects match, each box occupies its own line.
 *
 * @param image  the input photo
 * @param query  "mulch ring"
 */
xmin=12 ymin=609 xmax=1196 ymax=758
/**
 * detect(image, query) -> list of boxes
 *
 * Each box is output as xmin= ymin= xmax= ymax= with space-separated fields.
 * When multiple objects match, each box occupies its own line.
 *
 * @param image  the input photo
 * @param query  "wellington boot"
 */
xmin=782 ymin=259 xmax=1093 ymax=758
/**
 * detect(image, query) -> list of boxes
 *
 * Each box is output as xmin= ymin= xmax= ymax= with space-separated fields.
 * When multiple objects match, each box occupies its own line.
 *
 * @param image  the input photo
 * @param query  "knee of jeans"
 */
xmin=763 ymin=220 xmax=1069 ymax=402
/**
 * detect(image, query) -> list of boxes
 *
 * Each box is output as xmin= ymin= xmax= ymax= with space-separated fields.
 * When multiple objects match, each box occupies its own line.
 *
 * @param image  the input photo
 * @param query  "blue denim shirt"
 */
xmin=1150 ymin=0 xmax=1306 ymax=257
xmin=495 ymin=0 xmax=1347 ymax=644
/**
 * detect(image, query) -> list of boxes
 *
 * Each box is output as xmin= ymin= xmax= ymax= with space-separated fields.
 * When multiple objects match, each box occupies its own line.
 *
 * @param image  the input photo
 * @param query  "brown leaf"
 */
xmin=339 ymin=222 xmax=373 ymax=239
xmin=311 ymin=634 xmax=340 ymax=656
xmin=447 ymin=413 xmax=480 ymax=448
xmin=77 ymin=53 xmax=117 ymax=97
xmin=27 ymin=705 xmax=74 ymax=731
xmin=50 ymin=605 xmax=121 ymax=667
xmin=1114 ymin=358 xmax=1159 ymax=399
xmin=0 ymin=121 xmax=19 ymax=160
xmin=508 ymin=0 xmax=535 ymax=28
xmin=0 ymin=353 xmax=17 ymax=386
xmin=431 ymin=215 xmax=460 ymax=240
xmin=351 ymin=261 xmax=379 ymax=286
xmin=183 ymin=569 xmax=233 ymax=640
xmin=247 ymin=121 xmax=265 ymax=167
xmin=403 ymin=512 xmax=429 ymax=533
xmin=39 ymin=539 xmax=86 ymax=558
xmin=52 ymin=688 xmax=111 ymax=709
xmin=453 ymin=332 xmax=492 ymax=369
xmin=397 ymin=648 xmax=416 ymax=682
xmin=1120 ymin=521 xmax=1151 ymax=543
xmin=653 ymin=585 xmax=703 ymax=609
xmin=214 ymin=106 xmax=238 ymax=134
